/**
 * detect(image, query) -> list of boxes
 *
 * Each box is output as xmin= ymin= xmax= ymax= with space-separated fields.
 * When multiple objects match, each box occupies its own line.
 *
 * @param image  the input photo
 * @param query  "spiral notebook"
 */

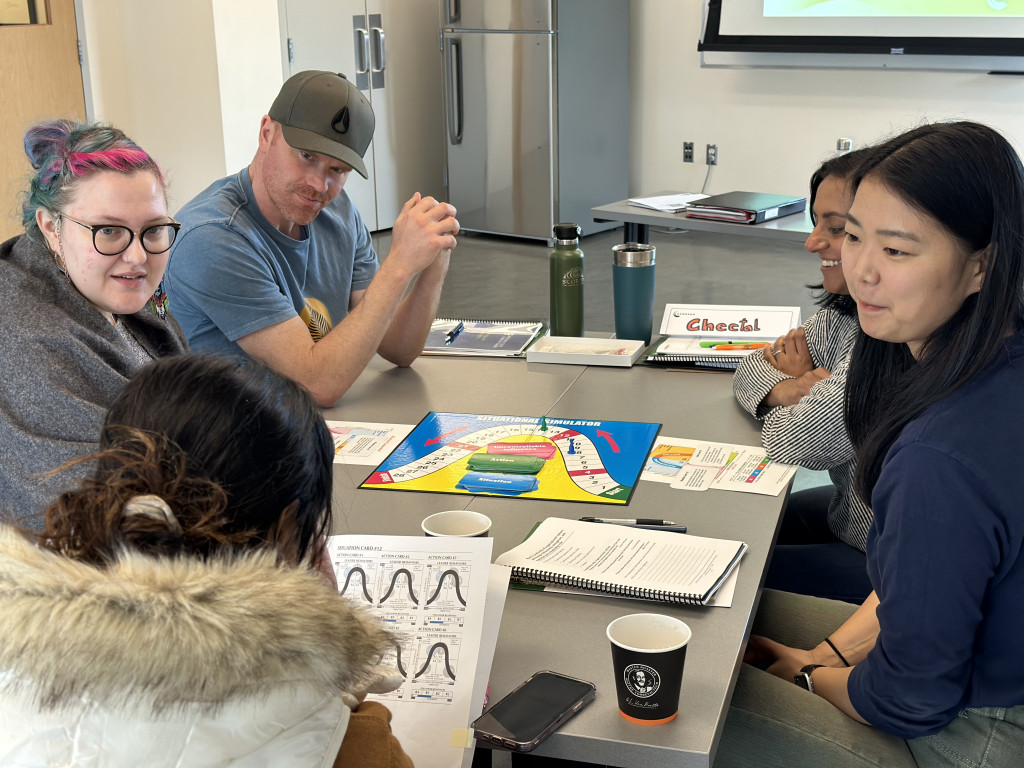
xmin=645 ymin=337 xmax=756 ymax=369
xmin=645 ymin=304 xmax=801 ymax=370
xmin=495 ymin=518 xmax=747 ymax=606
xmin=422 ymin=318 xmax=545 ymax=357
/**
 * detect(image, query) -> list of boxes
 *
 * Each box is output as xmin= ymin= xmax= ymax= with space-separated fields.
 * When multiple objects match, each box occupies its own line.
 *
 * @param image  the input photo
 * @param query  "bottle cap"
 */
xmin=553 ymin=223 xmax=580 ymax=240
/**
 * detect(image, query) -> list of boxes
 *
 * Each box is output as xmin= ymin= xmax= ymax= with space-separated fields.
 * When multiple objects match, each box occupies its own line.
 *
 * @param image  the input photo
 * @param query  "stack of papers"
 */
xmin=526 ymin=336 xmax=646 ymax=367
xmin=627 ymin=193 xmax=709 ymax=213
xmin=326 ymin=534 xmax=509 ymax=768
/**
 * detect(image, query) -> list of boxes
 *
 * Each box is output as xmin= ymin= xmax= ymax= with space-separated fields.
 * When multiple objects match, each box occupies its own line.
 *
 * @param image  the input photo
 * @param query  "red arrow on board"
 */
xmin=596 ymin=430 xmax=620 ymax=452
xmin=426 ymin=426 xmax=469 ymax=446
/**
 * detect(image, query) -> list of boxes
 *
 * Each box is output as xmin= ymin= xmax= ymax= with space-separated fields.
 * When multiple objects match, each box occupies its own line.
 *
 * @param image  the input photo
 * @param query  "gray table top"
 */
xmin=325 ymin=355 xmax=785 ymax=768
xmin=592 ymin=196 xmax=813 ymax=244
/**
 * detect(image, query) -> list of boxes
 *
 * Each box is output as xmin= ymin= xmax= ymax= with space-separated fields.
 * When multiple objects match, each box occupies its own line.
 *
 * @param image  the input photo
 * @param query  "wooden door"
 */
xmin=0 ymin=0 xmax=86 ymax=241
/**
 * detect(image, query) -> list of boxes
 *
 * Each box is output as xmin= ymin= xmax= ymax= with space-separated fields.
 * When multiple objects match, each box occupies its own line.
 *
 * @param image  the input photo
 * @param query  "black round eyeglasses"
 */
xmin=59 ymin=213 xmax=181 ymax=256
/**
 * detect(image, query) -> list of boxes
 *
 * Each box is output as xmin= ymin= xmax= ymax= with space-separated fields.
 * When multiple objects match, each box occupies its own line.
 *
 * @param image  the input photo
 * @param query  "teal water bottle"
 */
xmin=550 ymin=223 xmax=584 ymax=336
xmin=612 ymin=243 xmax=656 ymax=344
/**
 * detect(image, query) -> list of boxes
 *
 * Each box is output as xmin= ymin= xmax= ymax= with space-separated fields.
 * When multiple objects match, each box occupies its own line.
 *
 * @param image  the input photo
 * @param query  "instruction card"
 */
xmin=327 ymin=420 xmax=415 ymax=465
xmin=642 ymin=436 xmax=797 ymax=496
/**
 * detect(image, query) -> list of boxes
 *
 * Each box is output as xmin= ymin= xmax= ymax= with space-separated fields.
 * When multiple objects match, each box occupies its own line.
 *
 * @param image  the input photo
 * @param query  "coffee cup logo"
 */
xmin=624 ymin=664 xmax=660 ymax=698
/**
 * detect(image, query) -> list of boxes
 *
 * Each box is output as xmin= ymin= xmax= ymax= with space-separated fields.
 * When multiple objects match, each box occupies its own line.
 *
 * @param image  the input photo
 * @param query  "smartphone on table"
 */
xmin=472 ymin=670 xmax=597 ymax=753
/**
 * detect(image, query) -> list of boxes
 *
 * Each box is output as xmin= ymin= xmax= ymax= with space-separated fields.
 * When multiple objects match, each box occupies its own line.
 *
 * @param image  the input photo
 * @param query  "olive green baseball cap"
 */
xmin=269 ymin=71 xmax=375 ymax=179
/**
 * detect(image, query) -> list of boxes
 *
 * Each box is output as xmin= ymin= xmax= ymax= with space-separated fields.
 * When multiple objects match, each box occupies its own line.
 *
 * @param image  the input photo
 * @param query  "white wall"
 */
xmin=80 ymin=0 xmax=282 ymax=211
xmin=630 ymin=0 xmax=1024 ymax=199
xmin=79 ymin=0 xmax=1024 ymax=209
xmin=210 ymin=0 xmax=284 ymax=174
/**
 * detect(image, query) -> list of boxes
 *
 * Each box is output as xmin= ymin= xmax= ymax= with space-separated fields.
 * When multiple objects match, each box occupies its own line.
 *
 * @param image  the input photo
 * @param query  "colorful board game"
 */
xmin=361 ymin=412 xmax=661 ymax=505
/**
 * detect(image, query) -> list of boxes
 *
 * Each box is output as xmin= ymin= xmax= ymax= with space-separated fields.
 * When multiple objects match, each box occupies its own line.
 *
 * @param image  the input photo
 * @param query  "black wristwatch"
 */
xmin=794 ymin=664 xmax=825 ymax=693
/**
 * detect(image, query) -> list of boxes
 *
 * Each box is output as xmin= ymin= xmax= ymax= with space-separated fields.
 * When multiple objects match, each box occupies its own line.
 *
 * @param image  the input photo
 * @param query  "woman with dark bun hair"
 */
xmin=0 ymin=120 xmax=186 ymax=527
xmin=0 ymin=354 xmax=409 ymax=767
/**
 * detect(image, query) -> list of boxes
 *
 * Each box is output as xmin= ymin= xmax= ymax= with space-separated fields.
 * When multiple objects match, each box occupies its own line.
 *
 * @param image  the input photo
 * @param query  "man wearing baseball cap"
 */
xmin=166 ymin=71 xmax=459 ymax=406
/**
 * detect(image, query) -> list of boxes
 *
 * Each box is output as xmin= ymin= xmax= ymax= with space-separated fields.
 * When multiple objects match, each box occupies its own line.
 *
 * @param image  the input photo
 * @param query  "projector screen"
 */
xmin=700 ymin=0 xmax=1024 ymax=71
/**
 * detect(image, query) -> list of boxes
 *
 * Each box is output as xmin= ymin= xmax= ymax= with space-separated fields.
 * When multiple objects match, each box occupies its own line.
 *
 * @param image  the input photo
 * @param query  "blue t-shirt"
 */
xmin=848 ymin=333 xmax=1024 ymax=739
xmin=165 ymin=168 xmax=378 ymax=356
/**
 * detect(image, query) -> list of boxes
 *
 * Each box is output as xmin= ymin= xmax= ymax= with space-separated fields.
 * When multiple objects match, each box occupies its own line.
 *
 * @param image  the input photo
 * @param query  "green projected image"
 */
xmin=765 ymin=0 xmax=1019 ymax=16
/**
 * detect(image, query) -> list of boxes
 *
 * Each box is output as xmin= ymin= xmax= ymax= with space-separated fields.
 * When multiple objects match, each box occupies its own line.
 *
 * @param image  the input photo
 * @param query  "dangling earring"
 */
xmin=148 ymin=279 xmax=168 ymax=319
xmin=52 ymin=250 xmax=69 ymax=276
xmin=50 ymin=215 xmax=71 ymax=280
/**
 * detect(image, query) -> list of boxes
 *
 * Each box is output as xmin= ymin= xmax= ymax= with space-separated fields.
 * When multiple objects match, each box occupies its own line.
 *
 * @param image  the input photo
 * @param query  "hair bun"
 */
xmin=22 ymin=119 xmax=75 ymax=171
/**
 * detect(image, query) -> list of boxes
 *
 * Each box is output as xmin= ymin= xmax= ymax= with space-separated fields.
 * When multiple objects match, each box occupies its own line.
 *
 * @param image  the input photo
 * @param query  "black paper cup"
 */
xmin=607 ymin=613 xmax=691 ymax=725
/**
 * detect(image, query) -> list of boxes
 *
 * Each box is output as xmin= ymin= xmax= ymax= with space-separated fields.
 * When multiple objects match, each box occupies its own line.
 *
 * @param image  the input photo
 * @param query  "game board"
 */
xmin=361 ymin=412 xmax=661 ymax=505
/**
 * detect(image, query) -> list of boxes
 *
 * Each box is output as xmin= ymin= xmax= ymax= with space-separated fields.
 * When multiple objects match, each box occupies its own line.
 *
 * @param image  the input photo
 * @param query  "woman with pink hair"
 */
xmin=0 ymin=120 xmax=186 ymax=528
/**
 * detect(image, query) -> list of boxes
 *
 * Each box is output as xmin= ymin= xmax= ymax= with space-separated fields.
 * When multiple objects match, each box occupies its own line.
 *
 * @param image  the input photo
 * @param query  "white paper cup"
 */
xmin=421 ymin=510 xmax=492 ymax=537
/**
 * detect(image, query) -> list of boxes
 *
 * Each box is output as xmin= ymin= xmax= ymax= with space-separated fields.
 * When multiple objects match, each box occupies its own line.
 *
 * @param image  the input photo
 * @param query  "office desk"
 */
xmin=592 ymin=197 xmax=812 ymax=245
xmin=325 ymin=356 xmax=784 ymax=768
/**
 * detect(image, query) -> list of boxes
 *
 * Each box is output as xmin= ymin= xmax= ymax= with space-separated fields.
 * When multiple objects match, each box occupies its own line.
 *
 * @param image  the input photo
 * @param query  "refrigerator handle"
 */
xmin=447 ymin=0 xmax=461 ymax=24
xmin=353 ymin=21 xmax=370 ymax=75
xmin=371 ymin=25 xmax=386 ymax=75
xmin=445 ymin=38 xmax=463 ymax=145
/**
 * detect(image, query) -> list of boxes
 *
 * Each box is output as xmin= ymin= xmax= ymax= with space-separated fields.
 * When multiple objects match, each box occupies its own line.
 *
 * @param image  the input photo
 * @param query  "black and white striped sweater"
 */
xmin=732 ymin=307 xmax=871 ymax=551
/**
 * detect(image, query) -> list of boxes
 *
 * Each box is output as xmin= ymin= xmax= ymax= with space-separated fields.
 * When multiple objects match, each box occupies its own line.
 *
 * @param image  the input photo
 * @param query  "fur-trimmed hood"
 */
xmin=0 ymin=525 xmax=391 ymax=714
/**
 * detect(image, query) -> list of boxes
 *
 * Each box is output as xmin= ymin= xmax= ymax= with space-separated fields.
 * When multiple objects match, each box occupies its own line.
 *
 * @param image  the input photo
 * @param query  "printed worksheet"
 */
xmin=326 ymin=420 xmax=414 ymax=465
xmin=642 ymin=436 xmax=797 ymax=496
xmin=327 ymin=535 xmax=507 ymax=768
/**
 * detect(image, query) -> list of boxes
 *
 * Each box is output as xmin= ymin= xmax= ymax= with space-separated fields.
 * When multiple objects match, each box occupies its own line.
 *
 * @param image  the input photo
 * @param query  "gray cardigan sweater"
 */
xmin=0 ymin=235 xmax=187 ymax=529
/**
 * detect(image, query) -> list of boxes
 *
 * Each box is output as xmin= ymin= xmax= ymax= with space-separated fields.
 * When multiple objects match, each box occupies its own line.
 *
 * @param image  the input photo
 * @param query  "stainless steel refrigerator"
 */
xmin=441 ymin=0 xmax=629 ymax=241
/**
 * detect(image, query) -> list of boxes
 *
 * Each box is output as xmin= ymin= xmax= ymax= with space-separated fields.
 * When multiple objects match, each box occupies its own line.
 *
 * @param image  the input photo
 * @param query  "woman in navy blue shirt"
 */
xmin=718 ymin=121 xmax=1024 ymax=767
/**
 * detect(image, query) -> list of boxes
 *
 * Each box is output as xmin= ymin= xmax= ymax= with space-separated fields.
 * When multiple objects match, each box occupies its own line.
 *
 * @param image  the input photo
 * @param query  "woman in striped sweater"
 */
xmin=733 ymin=148 xmax=873 ymax=603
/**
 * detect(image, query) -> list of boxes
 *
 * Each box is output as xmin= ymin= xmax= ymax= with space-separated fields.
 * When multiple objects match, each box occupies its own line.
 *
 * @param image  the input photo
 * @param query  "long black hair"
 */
xmin=844 ymin=122 xmax=1024 ymax=502
xmin=807 ymin=147 xmax=875 ymax=316
xmin=44 ymin=354 xmax=333 ymax=567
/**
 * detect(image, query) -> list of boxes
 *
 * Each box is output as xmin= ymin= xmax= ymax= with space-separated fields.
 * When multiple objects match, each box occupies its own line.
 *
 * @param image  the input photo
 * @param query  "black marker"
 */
xmin=579 ymin=517 xmax=686 ymax=533
xmin=580 ymin=517 xmax=675 ymax=526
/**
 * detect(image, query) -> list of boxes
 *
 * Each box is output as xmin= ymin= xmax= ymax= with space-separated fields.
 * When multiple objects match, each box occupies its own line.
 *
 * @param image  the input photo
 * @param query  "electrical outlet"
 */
xmin=683 ymin=142 xmax=694 ymax=163
xmin=706 ymin=144 xmax=718 ymax=166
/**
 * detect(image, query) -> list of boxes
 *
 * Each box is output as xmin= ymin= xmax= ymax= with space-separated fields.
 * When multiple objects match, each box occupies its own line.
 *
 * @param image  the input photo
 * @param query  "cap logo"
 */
xmin=332 ymin=108 xmax=350 ymax=135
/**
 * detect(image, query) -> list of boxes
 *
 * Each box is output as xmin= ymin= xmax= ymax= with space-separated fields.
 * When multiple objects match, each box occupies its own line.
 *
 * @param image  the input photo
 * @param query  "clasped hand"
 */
xmin=764 ymin=368 xmax=831 ymax=407
xmin=744 ymin=635 xmax=822 ymax=685
xmin=762 ymin=327 xmax=832 ymax=407
xmin=388 ymin=193 xmax=460 ymax=278
xmin=764 ymin=327 xmax=815 ymax=377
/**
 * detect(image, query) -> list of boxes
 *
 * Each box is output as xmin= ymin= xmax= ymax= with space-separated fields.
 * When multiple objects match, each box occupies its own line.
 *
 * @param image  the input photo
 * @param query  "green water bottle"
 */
xmin=550 ymin=222 xmax=584 ymax=336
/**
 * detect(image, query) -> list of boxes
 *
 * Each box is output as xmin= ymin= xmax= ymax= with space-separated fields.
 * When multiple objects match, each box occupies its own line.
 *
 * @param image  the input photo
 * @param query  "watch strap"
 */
xmin=794 ymin=663 xmax=825 ymax=693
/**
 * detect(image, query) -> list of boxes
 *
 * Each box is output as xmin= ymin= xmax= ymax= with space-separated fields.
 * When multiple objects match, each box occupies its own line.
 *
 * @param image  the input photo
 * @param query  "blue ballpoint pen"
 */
xmin=444 ymin=321 xmax=465 ymax=345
